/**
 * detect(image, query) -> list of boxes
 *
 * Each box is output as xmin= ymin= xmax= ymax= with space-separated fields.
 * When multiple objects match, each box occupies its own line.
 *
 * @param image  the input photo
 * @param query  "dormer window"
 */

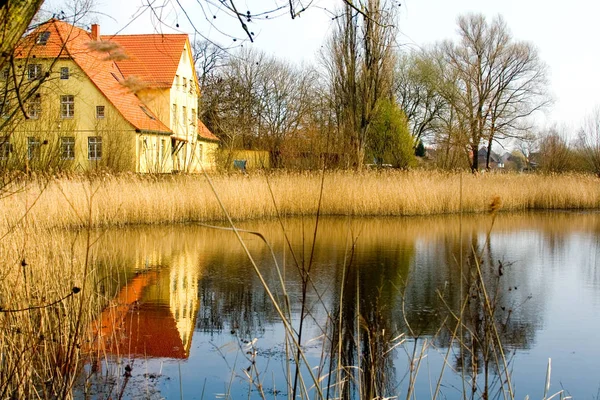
xmin=36 ymin=31 xmax=51 ymax=45
xmin=140 ymin=106 xmax=155 ymax=120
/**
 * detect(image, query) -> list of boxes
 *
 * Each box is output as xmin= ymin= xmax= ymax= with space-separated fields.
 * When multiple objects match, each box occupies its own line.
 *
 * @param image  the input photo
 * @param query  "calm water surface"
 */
xmin=79 ymin=212 xmax=600 ymax=399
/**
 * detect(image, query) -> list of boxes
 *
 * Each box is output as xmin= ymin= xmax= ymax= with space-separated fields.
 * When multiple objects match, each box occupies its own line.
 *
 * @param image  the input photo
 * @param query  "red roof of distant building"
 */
xmin=198 ymin=119 xmax=220 ymax=142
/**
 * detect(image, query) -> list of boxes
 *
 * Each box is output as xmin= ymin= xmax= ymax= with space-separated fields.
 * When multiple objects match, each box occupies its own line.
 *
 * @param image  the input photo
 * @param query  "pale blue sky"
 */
xmin=45 ymin=0 xmax=600 ymax=135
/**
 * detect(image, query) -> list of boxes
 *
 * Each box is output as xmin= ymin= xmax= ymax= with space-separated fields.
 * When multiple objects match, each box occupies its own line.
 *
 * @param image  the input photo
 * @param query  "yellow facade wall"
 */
xmin=4 ymin=58 xmax=140 ymax=172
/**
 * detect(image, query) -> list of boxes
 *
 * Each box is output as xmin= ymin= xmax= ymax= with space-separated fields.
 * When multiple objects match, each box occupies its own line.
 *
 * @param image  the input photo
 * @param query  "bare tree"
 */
xmin=256 ymin=58 xmax=316 ymax=167
xmin=193 ymin=39 xmax=227 ymax=89
xmin=515 ymin=130 xmax=539 ymax=170
xmin=578 ymin=107 xmax=600 ymax=176
xmin=200 ymin=48 xmax=264 ymax=150
xmin=441 ymin=14 xmax=549 ymax=172
xmin=538 ymin=125 xmax=574 ymax=173
xmin=393 ymin=49 xmax=446 ymax=146
xmin=324 ymin=0 xmax=398 ymax=169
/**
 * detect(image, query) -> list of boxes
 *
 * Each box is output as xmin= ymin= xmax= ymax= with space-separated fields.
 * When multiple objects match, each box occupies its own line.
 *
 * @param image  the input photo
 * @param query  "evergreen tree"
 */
xmin=415 ymin=139 xmax=426 ymax=157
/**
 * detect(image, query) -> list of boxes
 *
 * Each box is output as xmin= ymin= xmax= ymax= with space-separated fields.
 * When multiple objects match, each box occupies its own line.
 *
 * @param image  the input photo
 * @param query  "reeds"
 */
xmin=0 ymin=170 xmax=599 ymax=230
xmin=0 ymin=226 xmax=104 ymax=398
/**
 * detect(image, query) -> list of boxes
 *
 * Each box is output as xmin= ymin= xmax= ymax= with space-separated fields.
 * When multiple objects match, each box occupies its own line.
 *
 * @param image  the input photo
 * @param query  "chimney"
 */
xmin=91 ymin=24 xmax=100 ymax=41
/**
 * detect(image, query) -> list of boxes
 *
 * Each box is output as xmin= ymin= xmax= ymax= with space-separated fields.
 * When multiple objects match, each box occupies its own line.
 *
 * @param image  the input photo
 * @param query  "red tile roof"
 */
xmin=17 ymin=20 xmax=219 ymax=142
xmin=198 ymin=119 xmax=220 ymax=142
xmin=103 ymin=34 xmax=188 ymax=88
xmin=18 ymin=19 xmax=170 ymax=133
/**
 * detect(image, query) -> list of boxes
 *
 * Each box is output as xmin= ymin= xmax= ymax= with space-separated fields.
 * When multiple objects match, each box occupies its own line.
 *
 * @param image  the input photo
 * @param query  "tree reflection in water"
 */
xmin=79 ymin=212 xmax=598 ymax=398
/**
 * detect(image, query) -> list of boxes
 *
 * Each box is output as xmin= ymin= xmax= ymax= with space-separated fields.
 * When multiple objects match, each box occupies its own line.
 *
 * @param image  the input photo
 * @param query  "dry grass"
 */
xmin=0 ymin=170 xmax=599 ymax=230
xmin=0 ymin=225 xmax=111 ymax=398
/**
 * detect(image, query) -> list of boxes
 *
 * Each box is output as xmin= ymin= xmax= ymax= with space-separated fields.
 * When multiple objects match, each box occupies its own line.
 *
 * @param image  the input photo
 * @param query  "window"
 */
xmin=182 ymin=106 xmax=186 ymax=127
xmin=0 ymin=137 xmax=10 ymax=160
xmin=60 ymin=95 xmax=74 ymax=118
xmin=175 ymin=75 xmax=180 ymax=89
xmin=27 ymin=64 xmax=42 ymax=81
xmin=197 ymin=143 xmax=203 ymax=162
xmin=172 ymin=104 xmax=177 ymax=127
xmin=27 ymin=94 xmax=41 ymax=119
xmin=36 ymin=31 xmax=51 ymax=45
xmin=182 ymin=77 xmax=187 ymax=91
xmin=60 ymin=136 xmax=75 ymax=160
xmin=60 ymin=67 xmax=69 ymax=80
xmin=96 ymin=105 xmax=105 ymax=119
xmin=1 ymin=68 xmax=8 ymax=80
xmin=88 ymin=136 xmax=102 ymax=160
xmin=27 ymin=137 xmax=40 ymax=160
xmin=159 ymin=139 xmax=166 ymax=163
xmin=139 ymin=106 xmax=155 ymax=120
xmin=191 ymin=109 xmax=196 ymax=126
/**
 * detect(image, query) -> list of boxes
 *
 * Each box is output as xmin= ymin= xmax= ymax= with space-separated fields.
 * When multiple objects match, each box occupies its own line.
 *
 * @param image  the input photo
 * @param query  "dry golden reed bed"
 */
xmin=2 ymin=170 xmax=600 ymax=230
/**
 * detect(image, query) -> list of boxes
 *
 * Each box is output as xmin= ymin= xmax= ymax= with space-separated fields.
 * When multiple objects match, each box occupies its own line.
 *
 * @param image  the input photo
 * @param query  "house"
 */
xmin=476 ymin=147 xmax=502 ymax=170
xmin=0 ymin=19 xmax=219 ymax=173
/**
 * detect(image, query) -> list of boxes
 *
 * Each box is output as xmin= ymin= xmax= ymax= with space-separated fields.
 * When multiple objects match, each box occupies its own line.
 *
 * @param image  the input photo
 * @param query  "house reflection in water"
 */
xmin=95 ymin=253 xmax=200 ymax=360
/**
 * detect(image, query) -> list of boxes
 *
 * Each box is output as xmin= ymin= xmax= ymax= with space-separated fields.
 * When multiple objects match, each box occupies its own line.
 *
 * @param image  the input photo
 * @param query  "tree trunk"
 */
xmin=0 ymin=1 xmax=45 ymax=70
xmin=470 ymin=144 xmax=479 ymax=173
xmin=486 ymin=136 xmax=493 ymax=170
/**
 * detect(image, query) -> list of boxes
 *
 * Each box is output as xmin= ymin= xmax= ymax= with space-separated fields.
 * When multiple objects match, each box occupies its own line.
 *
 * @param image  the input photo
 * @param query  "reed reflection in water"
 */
xmin=81 ymin=212 xmax=600 ymax=399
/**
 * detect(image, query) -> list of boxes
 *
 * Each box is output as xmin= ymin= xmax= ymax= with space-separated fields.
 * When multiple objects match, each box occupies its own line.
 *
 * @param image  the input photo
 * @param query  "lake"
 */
xmin=77 ymin=212 xmax=600 ymax=399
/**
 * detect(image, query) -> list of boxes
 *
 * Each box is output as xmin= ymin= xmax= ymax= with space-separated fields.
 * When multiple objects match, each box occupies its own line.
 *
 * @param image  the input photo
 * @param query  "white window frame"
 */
xmin=96 ymin=105 xmax=105 ymax=119
xmin=27 ymin=94 xmax=41 ymax=119
xmin=27 ymin=64 xmax=42 ymax=81
xmin=27 ymin=137 xmax=40 ymax=160
xmin=60 ymin=95 xmax=74 ymax=119
xmin=60 ymin=136 xmax=75 ymax=160
xmin=36 ymin=31 xmax=50 ymax=45
xmin=88 ymin=136 xmax=102 ymax=160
